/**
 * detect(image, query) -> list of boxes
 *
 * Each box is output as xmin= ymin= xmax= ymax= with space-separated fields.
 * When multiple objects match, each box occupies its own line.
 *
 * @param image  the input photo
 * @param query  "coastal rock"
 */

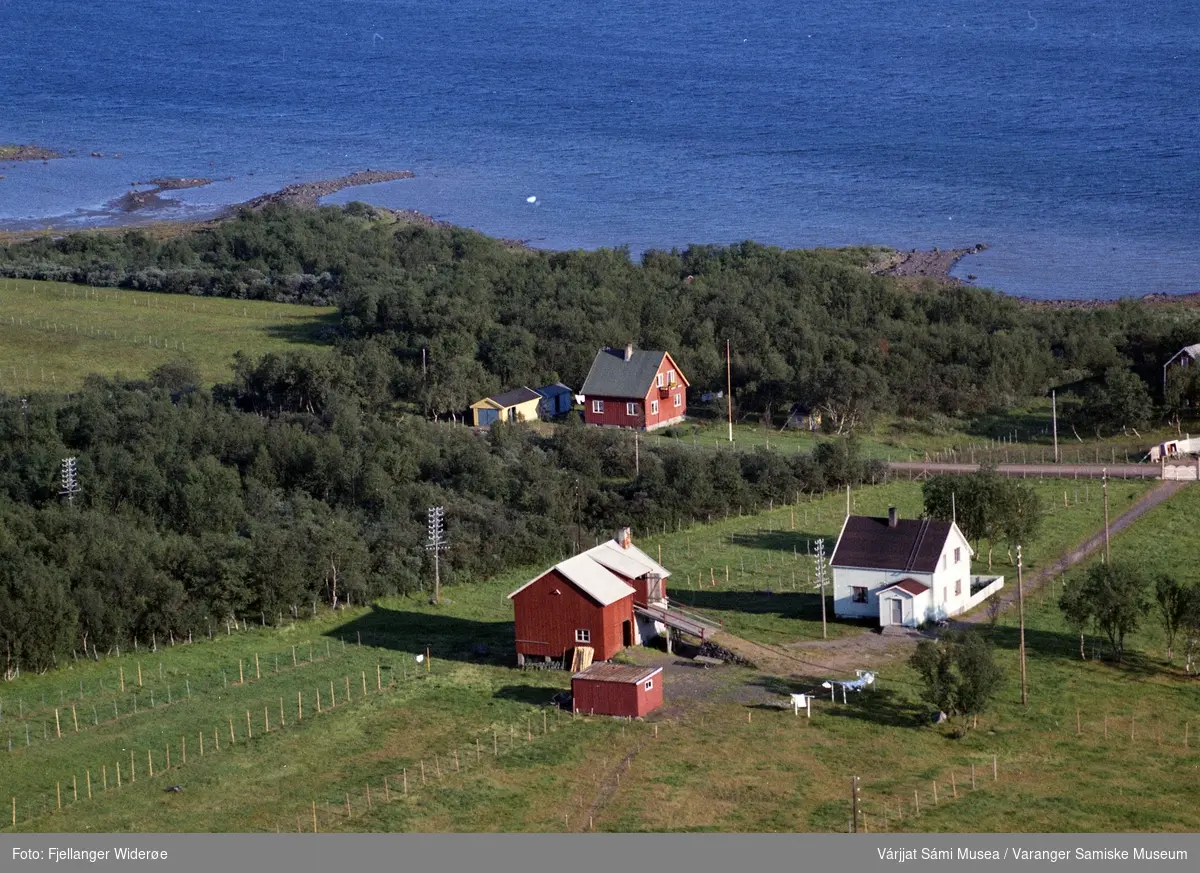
xmin=0 ymin=144 xmax=62 ymax=162
xmin=238 ymin=169 xmax=415 ymax=211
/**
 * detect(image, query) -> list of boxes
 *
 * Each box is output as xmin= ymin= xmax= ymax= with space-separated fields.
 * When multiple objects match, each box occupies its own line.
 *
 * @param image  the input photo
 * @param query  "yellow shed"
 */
xmin=470 ymin=386 xmax=543 ymax=427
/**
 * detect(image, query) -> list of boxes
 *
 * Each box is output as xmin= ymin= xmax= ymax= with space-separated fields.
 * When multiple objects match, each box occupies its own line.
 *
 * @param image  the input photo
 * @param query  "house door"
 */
xmin=622 ymin=620 xmax=633 ymax=647
xmin=891 ymin=599 xmax=903 ymax=626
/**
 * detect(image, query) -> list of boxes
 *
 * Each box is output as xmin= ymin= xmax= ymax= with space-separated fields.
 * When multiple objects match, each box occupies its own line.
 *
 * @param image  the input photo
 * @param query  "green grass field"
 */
xmin=0 ymin=278 xmax=337 ymax=392
xmin=2 ymin=481 xmax=1197 ymax=833
xmin=630 ymin=478 xmax=1153 ymax=647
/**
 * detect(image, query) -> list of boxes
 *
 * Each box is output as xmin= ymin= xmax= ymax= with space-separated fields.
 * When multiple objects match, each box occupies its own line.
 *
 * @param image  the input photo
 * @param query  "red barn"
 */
xmin=580 ymin=345 xmax=689 ymax=431
xmin=508 ymin=553 xmax=636 ymax=666
xmin=572 ymin=663 xmax=663 ymax=718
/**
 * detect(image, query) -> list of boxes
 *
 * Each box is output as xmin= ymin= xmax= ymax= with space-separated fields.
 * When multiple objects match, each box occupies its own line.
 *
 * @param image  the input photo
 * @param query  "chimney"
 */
xmin=617 ymin=527 xmax=632 ymax=548
xmin=888 ymin=507 xmax=898 ymax=528
xmin=624 ymin=344 xmax=633 ymax=362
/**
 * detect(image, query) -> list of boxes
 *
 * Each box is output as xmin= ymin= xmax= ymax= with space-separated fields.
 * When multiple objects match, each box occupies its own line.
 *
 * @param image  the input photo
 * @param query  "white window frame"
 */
xmin=575 ymin=628 xmax=591 ymax=643
xmin=955 ymin=578 xmax=962 ymax=596
xmin=643 ymin=678 xmax=654 ymax=691
xmin=626 ymin=402 xmax=637 ymax=416
xmin=656 ymin=373 xmax=664 ymax=388
xmin=667 ymin=369 xmax=675 ymax=384
xmin=673 ymin=392 xmax=682 ymax=408
xmin=650 ymin=400 xmax=659 ymax=415
xmin=592 ymin=400 xmax=604 ymax=414
xmin=954 ymin=547 xmax=961 ymax=564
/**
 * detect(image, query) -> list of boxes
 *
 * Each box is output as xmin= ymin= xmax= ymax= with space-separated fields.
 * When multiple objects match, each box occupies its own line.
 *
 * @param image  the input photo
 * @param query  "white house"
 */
xmin=830 ymin=507 xmax=1003 ymax=628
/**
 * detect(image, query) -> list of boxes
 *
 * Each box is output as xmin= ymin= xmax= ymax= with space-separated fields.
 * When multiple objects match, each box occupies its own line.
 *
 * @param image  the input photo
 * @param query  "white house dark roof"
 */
xmin=831 ymin=516 xmax=955 ymax=574
xmin=508 ymin=553 xmax=636 ymax=607
xmin=581 ymin=347 xmax=679 ymax=399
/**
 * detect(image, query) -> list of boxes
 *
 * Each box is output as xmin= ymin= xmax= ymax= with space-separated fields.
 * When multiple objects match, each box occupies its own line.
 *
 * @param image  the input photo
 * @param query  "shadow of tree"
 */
xmin=493 ymin=685 xmax=564 ymax=706
xmin=724 ymin=529 xmax=828 ymax=556
xmin=819 ymin=687 xmax=929 ymax=728
xmin=971 ymin=623 xmax=1163 ymax=678
xmin=327 ymin=603 xmax=513 ymax=666
xmin=261 ymin=311 xmax=343 ymax=345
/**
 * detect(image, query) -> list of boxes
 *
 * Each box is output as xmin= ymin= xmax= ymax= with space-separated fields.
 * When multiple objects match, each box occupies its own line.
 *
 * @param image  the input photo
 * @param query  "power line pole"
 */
xmin=1017 ymin=544 xmax=1027 ymax=707
xmin=1051 ymin=389 xmax=1059 ymax=463
xmin=814 ymin=537 xmax=828 ymax=640
xmin=1102 ymin=468 xmax=1110 ymax=563
xmin=726 ymin=340 xmax=733 ymax=443
xmin=425 ymin=506 xmax=447 ymax=605
xmin=634 ymin=430 xmax=639 ymax=477
xmin=59 ymin=457 xmax=81 ymax=506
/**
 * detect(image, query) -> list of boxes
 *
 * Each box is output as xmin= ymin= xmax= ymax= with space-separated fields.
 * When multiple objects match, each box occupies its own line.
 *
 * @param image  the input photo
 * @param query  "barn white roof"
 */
xmin=583 ymin=540 xmax=671 ymax=581
xmin=508 ymin=552 xmax=636 ymax=607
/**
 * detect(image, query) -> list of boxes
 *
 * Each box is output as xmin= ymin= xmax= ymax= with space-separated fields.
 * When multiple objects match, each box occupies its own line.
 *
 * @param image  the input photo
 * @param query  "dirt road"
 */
xmin=888 ymin=461 xmax=1160 ymax=479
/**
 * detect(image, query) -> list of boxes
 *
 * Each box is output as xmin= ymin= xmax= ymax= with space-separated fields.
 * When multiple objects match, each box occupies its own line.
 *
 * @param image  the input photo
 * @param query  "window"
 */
xmin=954 ymin=547 xmax=961 ymax=564
xmin=667 ymin=369 xmax=675 ymax=384
xmin=592 ymin=400 xmax=604 ymax=414
xmin=673 ymin=392 xmax=682 ymax=408
xmin=643 ymin=679 xmax=654 ymax=691
xmin=656 ymin=373 xmax=664 ymax=387
xmin=575 ymin=629 xmax=591 ymax=643
xmin=626 ymin=402 xmax=637 ymax=416
xmin=651 ymin=400 xmax=659 ymax=414
xmin=955 ymin=578 xmax=962 ymax=596
xmin=851 ymin=586 xmax=868 ymax=603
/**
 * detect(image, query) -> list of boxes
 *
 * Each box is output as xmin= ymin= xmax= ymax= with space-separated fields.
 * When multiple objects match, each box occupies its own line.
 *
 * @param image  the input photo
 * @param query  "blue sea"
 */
xmin=2 ymin=1 xmax=1198 ymax=299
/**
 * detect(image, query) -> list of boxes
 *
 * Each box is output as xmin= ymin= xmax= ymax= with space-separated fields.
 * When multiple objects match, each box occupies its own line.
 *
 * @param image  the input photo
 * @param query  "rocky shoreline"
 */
xmin=236 ymin=169 xmax=414 ymax=211
xmin=869 ymin=244 xmax=988 ymax=284
xmin=109 ymin=177 xmax=216 ymax=213
xmin=0 ymin=144 xmax=62 ymax=162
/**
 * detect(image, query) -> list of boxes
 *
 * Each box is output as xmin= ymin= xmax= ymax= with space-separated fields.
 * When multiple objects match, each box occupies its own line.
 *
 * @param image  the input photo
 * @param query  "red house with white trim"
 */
xmin=580 ymin=345 xmax=689 ymax=431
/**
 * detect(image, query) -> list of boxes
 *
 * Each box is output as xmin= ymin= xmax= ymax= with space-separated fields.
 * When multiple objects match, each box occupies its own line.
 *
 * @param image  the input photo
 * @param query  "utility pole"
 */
xmin=634 ymin=430 xmax=639 ymax=477
xmin=850 ymin=775 xmax=860 ymax=833
xmin=814 ymin=537 xmax=828 ymax=640
xmin=1102 ymin=468 xmax=1110 ymax=563
xmin=1017 ymin=544 xmax=1027 ymax=707
xmin=726 ymin=340 xmax=733 ymax=443
xmin=845 ymin=484 xmax=850 ymax=518
xmin=425 ymin=506 xmax=447 ymax=605
xmin=1051 ymin=390 xmax=1059 ymax=463
xmin=59 ymin=457 xmax=81 ymax=506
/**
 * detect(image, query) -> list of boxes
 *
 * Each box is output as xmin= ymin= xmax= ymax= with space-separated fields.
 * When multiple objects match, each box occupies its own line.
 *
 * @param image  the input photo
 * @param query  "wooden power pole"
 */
xmin=726 ymin=340 xmax=733 ymax=443
xmin=1102 ymin=469 xmax=1110 ymax=563
xmin=1017 ymin=544 xmax=1027 ymax=706
xmin=1051 ymin=389 xmax=1059 ymax=463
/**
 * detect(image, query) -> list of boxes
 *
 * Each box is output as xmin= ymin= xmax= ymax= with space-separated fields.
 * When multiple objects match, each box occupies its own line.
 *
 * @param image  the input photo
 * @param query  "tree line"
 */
xmin=5 ymin=204 xmax=1200 ymax=428
xmin=0 ymin=370 xmax=883 ymax=674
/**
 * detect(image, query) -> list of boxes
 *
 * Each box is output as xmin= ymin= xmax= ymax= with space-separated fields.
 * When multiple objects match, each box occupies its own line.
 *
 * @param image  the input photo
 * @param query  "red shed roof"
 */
xmin=877 ymin=578 xmax=930 ymax=596
xmin=572 ymin=663 xmax=662 ymax=684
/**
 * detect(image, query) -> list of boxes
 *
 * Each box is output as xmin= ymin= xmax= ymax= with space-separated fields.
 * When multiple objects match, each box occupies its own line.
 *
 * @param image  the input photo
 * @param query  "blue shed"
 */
xmin=535 ymin=382 xmax=574 ymax=418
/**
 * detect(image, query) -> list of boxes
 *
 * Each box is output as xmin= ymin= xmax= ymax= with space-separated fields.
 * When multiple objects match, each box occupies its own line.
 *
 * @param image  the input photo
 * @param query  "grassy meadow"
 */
xmin=2 ymin=480 xmax=1197 ymax=833
xmin=0 ymin=278 xmax=337 ymax=392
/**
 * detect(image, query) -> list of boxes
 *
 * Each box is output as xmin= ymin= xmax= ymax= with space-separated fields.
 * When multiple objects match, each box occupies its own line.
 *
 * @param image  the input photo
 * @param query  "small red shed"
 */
xmin=572 ymin=663 xmax=664 ymax=718
xmin=508 ymin=553 xmax=637 ymax=666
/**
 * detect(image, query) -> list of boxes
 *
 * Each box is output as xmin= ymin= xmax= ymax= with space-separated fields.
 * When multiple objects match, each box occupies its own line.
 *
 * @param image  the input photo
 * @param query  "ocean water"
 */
xmin=1 ymin=1 xmax=1198 ymax=299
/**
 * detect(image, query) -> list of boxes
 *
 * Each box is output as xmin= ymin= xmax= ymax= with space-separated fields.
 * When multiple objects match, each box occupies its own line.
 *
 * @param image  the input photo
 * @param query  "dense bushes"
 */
xmin=7 ymin=204 xmax=1200 ymax=423
xmin=0 ymin=379 xmax=879 ymax=671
